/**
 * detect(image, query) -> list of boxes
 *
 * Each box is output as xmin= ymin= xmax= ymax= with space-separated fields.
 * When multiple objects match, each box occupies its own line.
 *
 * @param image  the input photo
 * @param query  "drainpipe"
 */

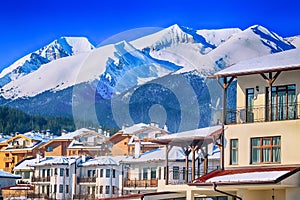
xmin=213 ymin=183 xmax=242 ymax=200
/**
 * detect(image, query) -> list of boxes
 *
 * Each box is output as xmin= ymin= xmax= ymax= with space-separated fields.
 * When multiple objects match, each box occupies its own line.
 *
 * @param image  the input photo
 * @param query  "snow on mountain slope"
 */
xmin=0 ymin=37 xmax=94 ymax=87
xmin=207 ymin=25 xmax=295 ymax=69
xmin=196 ymin=28 xmax=241 ymax=47
xmin=131 ymin=24 xmax=194 ymax=50
xmin=1 ymin=41 xmax=178 ymax=99
xmin=286 ymin=35 xmax=300 ymax=48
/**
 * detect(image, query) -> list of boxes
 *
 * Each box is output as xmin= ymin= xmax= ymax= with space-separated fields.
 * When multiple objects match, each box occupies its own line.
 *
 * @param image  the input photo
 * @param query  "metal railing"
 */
xmin=226 ymin=103 xmax=300 ymax=124
xmin=31 ymin=176 xmax=50 ymax=182
xmin=124 ymin=179 xmax=158 ymax=188
xmin=27 ymin=193 xmax=49 ymax=199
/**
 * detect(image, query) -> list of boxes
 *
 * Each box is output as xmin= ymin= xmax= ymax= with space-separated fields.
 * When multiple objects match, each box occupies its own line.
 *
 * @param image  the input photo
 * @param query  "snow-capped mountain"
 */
xmin=0 ymin=24 xmax=297 ymax=132
xmin=0 ymin=37 xmax=94 ymax=87
xmin=286 ymin=35 xmax=300 ymax=48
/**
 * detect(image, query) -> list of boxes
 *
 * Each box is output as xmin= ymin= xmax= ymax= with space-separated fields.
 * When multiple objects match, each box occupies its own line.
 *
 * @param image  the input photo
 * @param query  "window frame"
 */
xmin=251 ymin=136 xmax=281 ymax=164
xmin=230 ymin=139 xmax=238 ymax=165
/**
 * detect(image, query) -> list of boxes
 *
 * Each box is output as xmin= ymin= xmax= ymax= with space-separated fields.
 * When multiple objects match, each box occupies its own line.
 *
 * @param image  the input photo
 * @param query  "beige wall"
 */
xmin=225 ymin=119 xmax=300 ymax=168
xmin=236 ymin=70 xmax=300 ymax=122
xmin=237 ymin=188 xmax=285 ymax=200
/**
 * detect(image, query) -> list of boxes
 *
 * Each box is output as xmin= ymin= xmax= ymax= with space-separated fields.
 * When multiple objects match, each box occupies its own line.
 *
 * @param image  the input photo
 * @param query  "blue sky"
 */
xmin=1 ymin=0 xmax=300 ymax=70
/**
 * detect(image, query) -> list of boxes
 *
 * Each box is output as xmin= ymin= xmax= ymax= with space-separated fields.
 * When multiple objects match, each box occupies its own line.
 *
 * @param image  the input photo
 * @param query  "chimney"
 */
xmin=46 ymin=130 xmax=50 ymax=137
xmin=82 ymin=154 xmax=86 ymax=163
xmin=134 ymin=138 xmax=141 ymax=159
xmin=150 ymin=122 xmax=159 ymax=128
xmin=98 ymin=128 xmax=103 ymax=134
xmin=106 ymin=130 xmax=110 ymax=137
xmin=36 ymin=154 xmax=42 ymax=163
xmin=163 ymin=124 xmax=168 ymax=132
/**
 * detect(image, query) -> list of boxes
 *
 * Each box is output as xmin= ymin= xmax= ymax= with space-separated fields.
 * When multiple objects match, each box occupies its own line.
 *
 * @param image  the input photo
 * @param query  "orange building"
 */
xmin=109 ymin=123 xmax=169 ymax=156
xmin=0 ymin=132 xmax=48 ymax=173
xmin=39 ymin=128 xmax=110 ymax=157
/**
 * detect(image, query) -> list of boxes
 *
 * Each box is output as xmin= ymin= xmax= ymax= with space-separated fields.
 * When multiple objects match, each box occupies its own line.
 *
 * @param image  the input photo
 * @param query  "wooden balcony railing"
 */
xmin=27 ymin=193 xmax=49 ymax=199
xmin=77 ymin=177 xmax=96 ymax=183
xmin=124 ymin=179 xmax=158 ymax=188
xmin=3 ymin=157 xmax=13 ymax=162
xmin=73 ymin=194 xmax=95 ymax=199
xmin=31 ymin=176 xmax=50 ymax=182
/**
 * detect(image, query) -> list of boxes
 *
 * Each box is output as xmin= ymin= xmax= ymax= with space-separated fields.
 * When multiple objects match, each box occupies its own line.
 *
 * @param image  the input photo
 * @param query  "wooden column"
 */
xmin=182 ymin=147 xmax=191 ymax=183
xmin=260 ymin=71 xmax=281 ymax=121
xmin=165 ymin=144 xmax=172 ymax=185
xmin=191 ymin=146 xmax=196 ymax=181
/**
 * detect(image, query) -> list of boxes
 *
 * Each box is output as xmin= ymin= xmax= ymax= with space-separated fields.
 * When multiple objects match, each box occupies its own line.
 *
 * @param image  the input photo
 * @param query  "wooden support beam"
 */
xmin=165 ymin=144 xmax=172 ymax=185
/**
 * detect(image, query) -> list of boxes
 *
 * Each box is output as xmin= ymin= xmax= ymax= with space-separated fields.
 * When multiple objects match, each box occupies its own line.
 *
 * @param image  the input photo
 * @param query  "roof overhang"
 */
xmin=189 ymin=167 xmax=300 ymax=186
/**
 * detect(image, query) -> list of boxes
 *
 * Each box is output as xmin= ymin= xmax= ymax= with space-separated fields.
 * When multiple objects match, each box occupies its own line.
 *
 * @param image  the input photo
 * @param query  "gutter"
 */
xmin=213 ymin=183 xmax=242 ymax=200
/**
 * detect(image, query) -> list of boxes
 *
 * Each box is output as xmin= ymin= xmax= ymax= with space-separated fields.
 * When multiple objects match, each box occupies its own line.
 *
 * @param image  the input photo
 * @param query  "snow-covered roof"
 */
xmin=121 ymin=123 xmax=149 ymax=134
xmin=14 ymin=158 xmax=38 ymax=170
xmin=30 ymin=156 xmax=78 ymax=166
xmin=79 ymin=156 xmax=126 ymax=166
xmin=54 ymin=128 xmax=93 ymax=140
xmin=212 ymin=48 xmax=300 ymax=77
xmin=122 ymin=146 xmax=186 ymax=163
xmin=0 ymin=170 xmax=21 ymax=179
xmin=191 ymin=167 xmax=299 ymax=185
xmin=157 ymin=125 xmax=222 ymax=142
xmin=23 ymin=131 xmax=51 ymax=142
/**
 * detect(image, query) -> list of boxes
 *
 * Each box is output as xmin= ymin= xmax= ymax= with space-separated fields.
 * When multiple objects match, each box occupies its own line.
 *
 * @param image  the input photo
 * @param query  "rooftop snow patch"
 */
xmin=212 ymin=48 xmax=300 ymax=77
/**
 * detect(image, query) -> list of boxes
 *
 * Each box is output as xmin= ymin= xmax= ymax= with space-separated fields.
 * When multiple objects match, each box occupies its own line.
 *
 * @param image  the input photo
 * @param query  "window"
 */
xmin=105 ymin=185 xmax=110 ymax=194
xmin=106 ymin=169 xmax=110 ymax=178
xmin=112 ymin=169 xmax=116 ymax=178
xmin=60 ymin=168 xmax=64 ymax=176
xmin=182 ymin=167 xmax=186 ymax=181
xmin=158 ymin=167 xmax=161 ymax=180
xmin=251 ymin=136 xmax=281 ymax=164
xmin=24 ymin=171 xmax=30 ymax=179
xmin=46 ymin=146 xmax=54 ymax=152
xmin=42 ymin=169 xmax=46 ymax=177
xmin=266 ymin=85 xmax=296 ymax=121
xmin=42 ymin=185 xmax=45 ymax=193
xmin=143 ymin=168 xmax=148 ymax=180
xmin=53 ymin=184 xmax=57 ymax=193
xmin=151 ymin=167 xmax=156 ymax=180
xmin=230 ymin=139 xmax=238 ymax=165
xmin=47 ymin=169 xmax=50 ymax=177
xmin=100 ymin=169 xmax=103 ymax=177
xmin=92 ymin=186 xmax=95 ymax=195
xmin=173 ymin=166 xmax=179 ymax=180
xmin=66 ymin=169 xmax=69 ymax=177
xmin=100 ymin=186 xmax=103 ymax=194
xmin=246 ymin=88 xmax=254 ymax=123
xmin=54 ymin=168 xmax=57 ymax=175
xmin=66 ymin=185 xmax=69 ymax=193
xmin=88 ymin=170 xmax=92 ymax=177
xmin=59 ymin=184 xmax=63 ymax=193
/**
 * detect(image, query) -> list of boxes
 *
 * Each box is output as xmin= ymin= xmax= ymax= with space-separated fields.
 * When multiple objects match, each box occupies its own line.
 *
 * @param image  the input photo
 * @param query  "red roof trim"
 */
xmin=189 ymin=167 xmax=300 ymax=186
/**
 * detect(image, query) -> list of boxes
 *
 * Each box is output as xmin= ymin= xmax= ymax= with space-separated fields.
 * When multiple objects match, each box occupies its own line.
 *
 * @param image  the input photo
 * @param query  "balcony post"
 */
xmin=165 ymin=144 xmax=172 ymax=185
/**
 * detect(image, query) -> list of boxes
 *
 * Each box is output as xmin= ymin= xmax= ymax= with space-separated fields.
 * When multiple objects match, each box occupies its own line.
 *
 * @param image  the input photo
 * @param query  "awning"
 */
xmin=190 ymin=167 xmax=300 ymax=186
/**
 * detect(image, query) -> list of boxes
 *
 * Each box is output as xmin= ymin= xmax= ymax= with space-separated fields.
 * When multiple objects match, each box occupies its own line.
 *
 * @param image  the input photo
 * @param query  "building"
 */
xmin=0 ymin=131 xmax=50 ymax=173
xmin=14 ymin=157 xmax=38 ymax=185
xmin=0 ymin=170 xmax=21 ymax=199
xmin=109 ymin=123 xmax=169 ymax=156
xmin=29 ymin=156 xmax=80 ymax=200
xmin=76 ymin=155 xmax=125 ymax=199
xmin=38 ymin=128 xmax=110 ymax=157
xmin=187 ymin=48 xmax=300 ymax=199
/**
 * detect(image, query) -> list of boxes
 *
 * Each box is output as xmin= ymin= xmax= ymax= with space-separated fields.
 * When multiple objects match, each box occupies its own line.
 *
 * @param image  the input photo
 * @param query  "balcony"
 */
xmin=31 ymin=176 xmax=50 ymax=182
xmin=226 ymin=103 xmax=300 ymax=124
xmin=77 ymin=177 xmax=96 ymax=183
xmin=73 ymin=194 xmax=95 ymax=199
xmin=3 ymin=157 xmax=13 ymax=162
xmin=124 ymin=179 xmax=158 ymax=188
xmin=27 ymin=194 xmax=49 ymax=199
